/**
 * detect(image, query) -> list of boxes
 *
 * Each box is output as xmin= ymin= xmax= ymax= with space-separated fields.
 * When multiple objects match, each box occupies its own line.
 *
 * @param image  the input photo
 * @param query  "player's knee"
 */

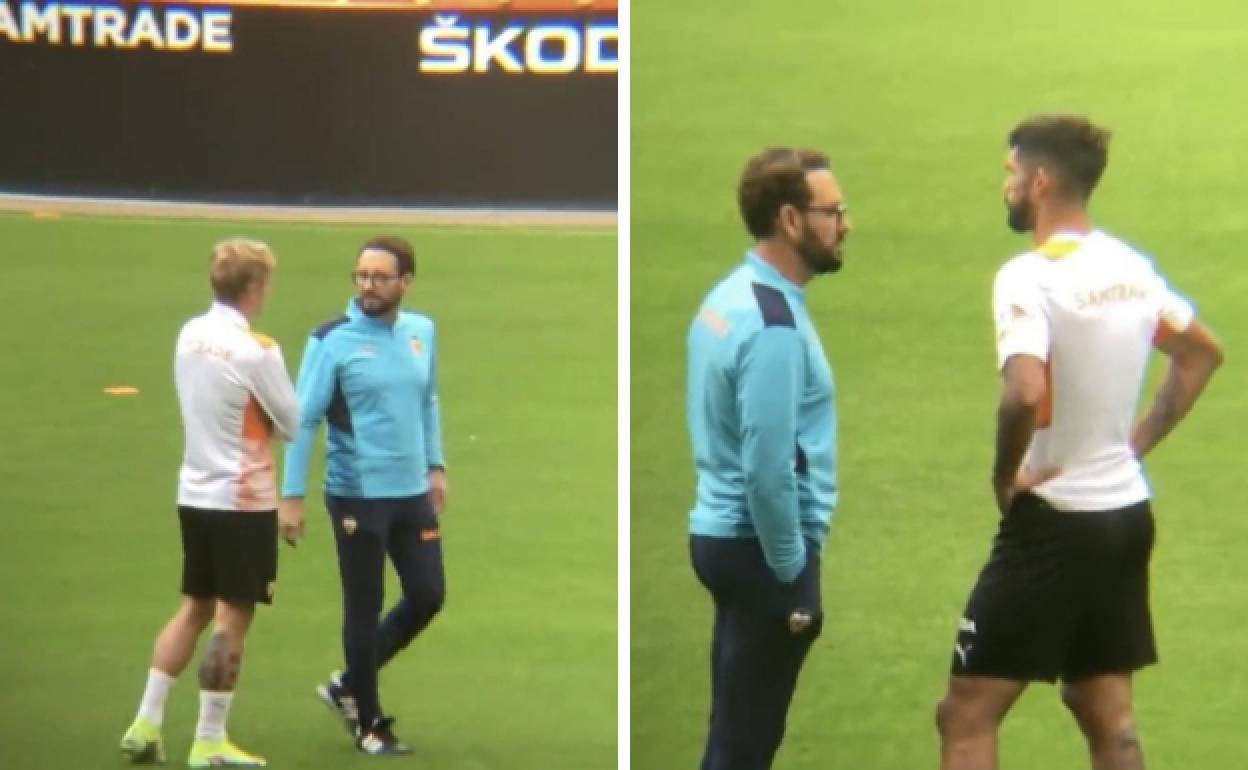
xmin=935 ymin=694 xmax=968 ymax=738
xmin=213 ymin=601 xmax=254 ymax=637
xmin=1059 ymin=683 xmax=1103 ymax=725
xmin=1087 ymin=715 xmax=1140 ymax=752
xmin=183 ymin=598 xmax=215 ymax=629
xmin=1109 ymin=718 xmax=1141 ymax=752
xmin=935 ymin=690 xmax=997 ymax=740
xmin=1088 ymin=709 xmax=1139 ymax=748
xmin=1061 ymin=684 xmax=1135 ymax=743
xmin=1113 ymin=713 xmax=1143 ymax=743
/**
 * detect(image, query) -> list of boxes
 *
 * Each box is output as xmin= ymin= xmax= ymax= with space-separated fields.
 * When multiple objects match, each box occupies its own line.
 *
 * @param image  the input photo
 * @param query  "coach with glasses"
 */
xmin=280 ymin=235 xmax=447 ymax=757
xmin=686 ymin=147 xmax=852 ymax=770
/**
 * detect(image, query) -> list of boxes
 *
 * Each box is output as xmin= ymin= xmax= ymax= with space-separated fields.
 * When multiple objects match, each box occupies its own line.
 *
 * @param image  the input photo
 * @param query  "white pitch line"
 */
xmin=0 ymin=192 xmax=618 ymax=232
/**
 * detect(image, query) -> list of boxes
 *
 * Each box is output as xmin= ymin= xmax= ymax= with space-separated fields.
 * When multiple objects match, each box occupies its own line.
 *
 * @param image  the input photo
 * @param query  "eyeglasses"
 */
xmin=805 ymin=202 xmax=848 ymax=220
xmin=352 ymin=270 xmax=400 ymax=288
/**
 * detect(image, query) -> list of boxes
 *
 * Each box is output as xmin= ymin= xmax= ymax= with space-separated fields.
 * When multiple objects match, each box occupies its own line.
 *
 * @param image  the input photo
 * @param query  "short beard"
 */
xmin=1006 ymin=197 xmax=1033 ymax=233
xmin=797 ymin=225 xmax=842 ymax=275
xmin=358 ymin=295 xmax=400 ymax=317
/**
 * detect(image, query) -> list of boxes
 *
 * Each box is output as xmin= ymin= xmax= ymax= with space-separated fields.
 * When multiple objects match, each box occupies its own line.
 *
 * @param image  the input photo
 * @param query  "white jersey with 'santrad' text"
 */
xmin=993 ymin=230 xmax=1194 ymax=512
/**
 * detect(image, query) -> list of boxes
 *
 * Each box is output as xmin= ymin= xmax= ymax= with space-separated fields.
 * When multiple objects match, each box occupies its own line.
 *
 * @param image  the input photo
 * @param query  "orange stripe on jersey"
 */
xmin=236 ymin=395 xmax=276 ymax=510
xmin=242 ymin=395 xmax=273 ymax=440
xmin=1035 ymin=359 xmax=1053 ymax=430
xmin=1153 ymin=318 xmax=1179 ymax=347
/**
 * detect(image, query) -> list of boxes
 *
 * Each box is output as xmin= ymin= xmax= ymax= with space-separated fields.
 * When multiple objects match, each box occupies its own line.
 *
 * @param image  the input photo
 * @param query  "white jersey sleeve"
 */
xmin=993 ymin=258 xmax=1050 ymax=369
xmin=1149 ymin=266 xmax=1196 ymax=339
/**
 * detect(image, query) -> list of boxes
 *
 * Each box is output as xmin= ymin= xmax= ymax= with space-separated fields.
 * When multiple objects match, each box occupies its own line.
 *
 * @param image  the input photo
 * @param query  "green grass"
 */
xmin=0 ymin=212 xmax=616 ymax=769
xmin=632 ymin=2 xmax=1248 ymax=768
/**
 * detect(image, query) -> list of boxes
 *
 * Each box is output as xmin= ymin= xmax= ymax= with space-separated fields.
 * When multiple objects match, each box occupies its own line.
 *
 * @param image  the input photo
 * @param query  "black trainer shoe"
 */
xmin=356 ymin=717 xmax=413 ymax=756
xmin=315 ymin=670 xmax=359 ymax=738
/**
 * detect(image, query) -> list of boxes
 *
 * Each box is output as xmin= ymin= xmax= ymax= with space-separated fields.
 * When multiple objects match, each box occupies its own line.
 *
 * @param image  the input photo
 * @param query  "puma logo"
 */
xmin=955 ymin=643 xmax=973 ymax=667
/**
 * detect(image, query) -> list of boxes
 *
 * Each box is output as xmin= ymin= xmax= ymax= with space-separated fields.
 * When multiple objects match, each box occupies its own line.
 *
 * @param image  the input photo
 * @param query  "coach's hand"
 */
xmin=428 ymin=468 xmax=448 ymax=515
xmin=279 ymin=497 xmax=306 ymax=547
xmin=992 ymin=466 xmax=1060 ymax=516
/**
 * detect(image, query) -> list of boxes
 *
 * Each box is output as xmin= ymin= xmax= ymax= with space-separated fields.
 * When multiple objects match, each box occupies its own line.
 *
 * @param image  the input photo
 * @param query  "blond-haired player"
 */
xmin=119 ymin=239 xmax=298 ymax=767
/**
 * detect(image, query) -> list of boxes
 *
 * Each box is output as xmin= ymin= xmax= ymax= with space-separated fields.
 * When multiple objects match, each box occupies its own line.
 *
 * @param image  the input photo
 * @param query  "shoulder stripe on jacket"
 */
xmin=751 ymin=283 xmax=795 ymax=328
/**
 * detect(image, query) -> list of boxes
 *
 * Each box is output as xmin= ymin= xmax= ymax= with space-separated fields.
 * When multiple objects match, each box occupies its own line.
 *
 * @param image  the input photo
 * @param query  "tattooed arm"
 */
xmin=1132 ymin=318 xmax=1223 ymax=459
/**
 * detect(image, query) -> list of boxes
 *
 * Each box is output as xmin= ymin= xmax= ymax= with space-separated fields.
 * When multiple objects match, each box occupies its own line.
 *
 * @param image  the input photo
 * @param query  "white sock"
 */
xmin=195 ymin=691 xmax=234 ymax=742
xmin=136 ymin=668 xmax=175 ymax=727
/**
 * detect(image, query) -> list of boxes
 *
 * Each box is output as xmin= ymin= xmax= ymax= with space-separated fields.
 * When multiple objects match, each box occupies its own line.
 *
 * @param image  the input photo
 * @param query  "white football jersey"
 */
xmin=174 ymin=302 xmax=299 ymax=512
xmin=993 ymin=229 xmax=1194 ymax=511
